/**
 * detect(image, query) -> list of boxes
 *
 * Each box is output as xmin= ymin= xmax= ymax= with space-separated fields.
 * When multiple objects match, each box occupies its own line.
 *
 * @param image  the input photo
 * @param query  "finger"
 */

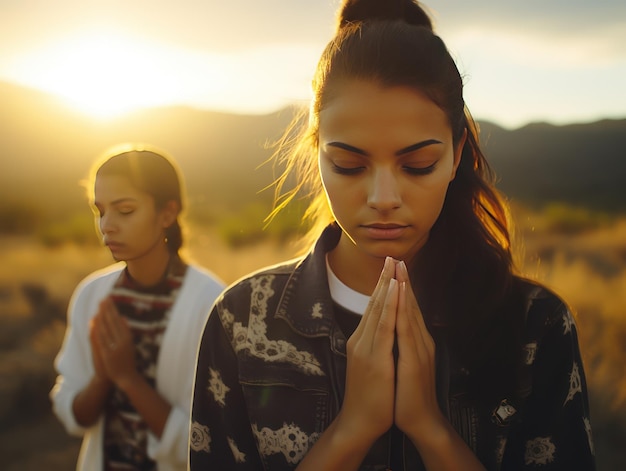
xmin=396 ymin=281 xmax=416 ymax=356
xmin=359 ymin=257 xmax=396 ymax=340
xmin=96 ymin=299 xmax=123 ymax=351
xmin=353 ymin=256 xmax=395 ymax=340
xmin=372 ymin=277 xmax=399 ymax=352
xmin=396 ymin=262 xmax=434 ymax=358
xmin=101 ymin=298 xmax=123 ymax=339
xmin=396 ymin=261 xmax=428 ymax=335
xmin=95 ymin=320 xmax=112 ymax=354
xmin=395 ymin=260 xmax=410 ymax=283
xmin=89 ymin=317 xmax=100 ymax=344
xmin=95 ymin=299 xmax=113 ymax=336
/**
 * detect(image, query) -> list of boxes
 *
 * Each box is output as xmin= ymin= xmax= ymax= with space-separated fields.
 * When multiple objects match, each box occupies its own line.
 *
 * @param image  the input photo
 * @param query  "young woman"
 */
xmin=51 ymin=144 xmax=224 ymax=471
xmin=189 ymin=1 xmax=595 ymax=469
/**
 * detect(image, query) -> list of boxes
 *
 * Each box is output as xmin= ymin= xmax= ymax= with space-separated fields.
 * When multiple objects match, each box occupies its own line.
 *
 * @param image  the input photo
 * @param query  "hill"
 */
xmin=479 ymin=120 xmax=626 ymax=211
xmin=1 ymin=80 xmax=625 ymax=226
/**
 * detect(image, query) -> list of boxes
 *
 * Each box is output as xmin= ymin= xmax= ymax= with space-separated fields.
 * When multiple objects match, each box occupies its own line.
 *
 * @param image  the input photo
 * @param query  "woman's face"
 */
xmin=318 ymin=80 xmax=463 ymax=264
xmin=93 ymin=174 xmax=175 ymax=263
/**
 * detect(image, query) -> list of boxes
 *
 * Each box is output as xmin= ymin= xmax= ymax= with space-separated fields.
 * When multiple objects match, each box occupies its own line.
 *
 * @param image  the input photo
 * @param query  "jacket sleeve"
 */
xmin=49 ymin=280 xmax=98 ymax=436
xmin=189 ymin=293 xmax=265 ymax=470
xmin=502 ymin=301 xmax=596 ymax=470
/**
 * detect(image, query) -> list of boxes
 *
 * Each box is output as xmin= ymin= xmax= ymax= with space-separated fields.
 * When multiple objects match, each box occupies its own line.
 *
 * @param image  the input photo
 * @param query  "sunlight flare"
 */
xmin=9 ymin=30 xmax=188 ymax=119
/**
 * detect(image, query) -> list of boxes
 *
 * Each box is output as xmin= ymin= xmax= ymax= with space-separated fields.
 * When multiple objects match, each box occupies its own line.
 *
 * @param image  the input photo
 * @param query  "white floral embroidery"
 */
xmin=524 ymin=342 xmax=537 ymax=365
xmin=232 ymin=276 xmax=324 ymax=376
xmin=562 ymin=311 xmax=574 ymax=335
xmin=207 ymin=368 xmax=230 ymax=407
xmin=525 ymin=436 xmax=556 ymax=465
xmin=222 ymin=308 xmax=235 ymax=330
xmin=311 ymin=302 xmax=323 ymax=319
xmin=584 ymin=417 xmax=595 ymax=455
xmin=252 ymin=422 xmax=318 ymax=464
xmin=228 ymin=436 xmax=246 ymax=463
xmin=190 ymin=421 xmax=211 ymax=453
xmin=564 ymin=362 xmax=582 ymax=405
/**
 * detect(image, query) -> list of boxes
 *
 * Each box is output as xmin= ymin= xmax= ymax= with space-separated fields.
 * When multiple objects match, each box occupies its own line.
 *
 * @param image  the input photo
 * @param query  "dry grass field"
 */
xmin=1 ymin=207 xmax=624 ymax=469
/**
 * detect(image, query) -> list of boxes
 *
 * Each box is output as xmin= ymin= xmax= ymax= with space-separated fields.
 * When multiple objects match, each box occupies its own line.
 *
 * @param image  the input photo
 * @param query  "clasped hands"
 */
xmin=339 ymin=256 xmax=442 ymax=447
xmin=89 ymin=297 xmax=139 ymax=391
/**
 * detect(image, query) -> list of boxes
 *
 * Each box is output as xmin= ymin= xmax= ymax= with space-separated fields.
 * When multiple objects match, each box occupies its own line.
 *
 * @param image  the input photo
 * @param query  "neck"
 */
xmin=327 ymin=236 xmax=385 ymax=296
xmin=126 ymin=244 xmax=172 ymax=287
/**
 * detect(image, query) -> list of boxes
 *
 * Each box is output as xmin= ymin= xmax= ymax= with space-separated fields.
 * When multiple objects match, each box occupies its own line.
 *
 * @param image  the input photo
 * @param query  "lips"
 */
xmin=361 ymin=223 xmax=409 ymax=239
xmin=105 ymin=241 xmax=124 ymax=251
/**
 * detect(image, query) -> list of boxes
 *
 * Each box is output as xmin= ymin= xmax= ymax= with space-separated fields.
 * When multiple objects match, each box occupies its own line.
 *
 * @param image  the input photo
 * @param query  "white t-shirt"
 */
xmin=326 ymin=256 xmax=370 ymax=315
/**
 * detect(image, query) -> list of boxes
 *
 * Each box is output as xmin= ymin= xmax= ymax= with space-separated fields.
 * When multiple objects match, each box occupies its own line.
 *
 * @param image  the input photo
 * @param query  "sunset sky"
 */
xmin=1 ymin=0 xmax=625 ymax=128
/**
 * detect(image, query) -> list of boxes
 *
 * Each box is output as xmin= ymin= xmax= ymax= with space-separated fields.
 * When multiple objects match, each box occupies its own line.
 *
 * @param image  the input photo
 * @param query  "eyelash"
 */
xmin=331 ymin=163 xmax=436 ymax=176
xmin=96 ymin=209 xmax=134 ymax=218
xmin=403 ymin=163 xmax=437 ymax=176
xmin=331 ymin=164 xmax=364 ymax=175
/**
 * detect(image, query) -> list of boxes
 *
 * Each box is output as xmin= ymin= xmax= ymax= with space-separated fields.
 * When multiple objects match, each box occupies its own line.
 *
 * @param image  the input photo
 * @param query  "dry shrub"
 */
xmin=0 ymin=236 xmax=111 ymax=300
xmin=1 ymin=210 xmax=625 ymax=469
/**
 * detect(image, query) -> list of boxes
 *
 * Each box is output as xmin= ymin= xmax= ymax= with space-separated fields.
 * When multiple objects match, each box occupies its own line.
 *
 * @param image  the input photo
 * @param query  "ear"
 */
xmin=160 ymin=200 xmax=180 ymax=229
xmin=449 ymin=127 xmax=467 ymax=182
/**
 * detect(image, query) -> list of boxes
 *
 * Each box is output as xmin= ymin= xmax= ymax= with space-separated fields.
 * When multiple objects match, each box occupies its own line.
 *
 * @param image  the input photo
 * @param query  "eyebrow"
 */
xmin=326 ymin=139 xmax=442 ymax=157
xmin=94 ymin=197 xmax=138 ymax=208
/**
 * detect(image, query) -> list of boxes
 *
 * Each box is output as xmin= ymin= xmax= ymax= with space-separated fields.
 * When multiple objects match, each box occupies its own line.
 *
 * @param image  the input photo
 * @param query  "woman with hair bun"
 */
xmin=51 ymin=144 xmax=224 ymax=471
xmin=189 ymin=1 xmax=595 ymax=469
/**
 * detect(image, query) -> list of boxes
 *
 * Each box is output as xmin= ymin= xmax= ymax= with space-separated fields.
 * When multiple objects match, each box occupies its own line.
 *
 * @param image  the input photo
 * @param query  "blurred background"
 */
xmin=1 ymin=1 xmax=625 ymax=469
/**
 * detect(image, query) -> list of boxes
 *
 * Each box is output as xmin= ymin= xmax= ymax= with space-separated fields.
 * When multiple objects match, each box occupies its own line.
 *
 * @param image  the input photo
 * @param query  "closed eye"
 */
xmin=403 ymin=163 xmax=436 ymax=176
xmin=331 ymin=163 xmax=365 ymax=175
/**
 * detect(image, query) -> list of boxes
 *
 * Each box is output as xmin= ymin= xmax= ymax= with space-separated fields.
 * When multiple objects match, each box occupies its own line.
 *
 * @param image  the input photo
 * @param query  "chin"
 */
xmin=361 ymin=241 xmax=420 ymax=263
xmin=362 ymin=246 xmax=409 ymax=262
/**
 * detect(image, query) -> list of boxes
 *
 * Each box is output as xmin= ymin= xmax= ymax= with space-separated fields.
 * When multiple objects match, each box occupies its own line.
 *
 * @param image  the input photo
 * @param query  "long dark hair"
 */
xmin=272 ymin=0 xmax=524 ymax=400
xmin=88 ymin=144 xmax=185 ymax=255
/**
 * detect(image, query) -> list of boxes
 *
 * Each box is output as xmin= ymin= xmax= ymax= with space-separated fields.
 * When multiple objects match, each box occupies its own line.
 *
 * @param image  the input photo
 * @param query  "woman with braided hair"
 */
xmin=189 ymin=1 xmax=595 ymax=469
xmin=51 ymin=144 xmax=224 ymax=470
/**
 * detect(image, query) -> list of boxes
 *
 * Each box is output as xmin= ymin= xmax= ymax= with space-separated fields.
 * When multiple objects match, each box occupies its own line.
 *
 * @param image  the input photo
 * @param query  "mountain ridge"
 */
xmin=2 ymin=80 xmax=624 ymax=221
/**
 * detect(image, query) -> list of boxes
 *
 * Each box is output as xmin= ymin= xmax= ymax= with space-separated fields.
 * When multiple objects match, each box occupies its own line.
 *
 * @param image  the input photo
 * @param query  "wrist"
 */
xmin=115 ymin=372 xmax=144 ymax=394
xmin=333 ymin=411 xmax=382 ymax=454
xmin=91 ymin=374 xmax=113 ymax=390
xmin=405 ymin=414 xmax=453 ymax=453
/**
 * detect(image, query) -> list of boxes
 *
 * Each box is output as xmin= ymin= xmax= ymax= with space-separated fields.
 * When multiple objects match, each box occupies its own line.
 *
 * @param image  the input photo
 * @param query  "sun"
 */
xmin=12 ymin=30 xmax=182 ymax=119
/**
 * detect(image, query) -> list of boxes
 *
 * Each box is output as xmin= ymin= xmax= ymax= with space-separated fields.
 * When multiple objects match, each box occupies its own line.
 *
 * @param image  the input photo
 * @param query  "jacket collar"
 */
xmin=275 ymin=225 xmax=342 ymax=337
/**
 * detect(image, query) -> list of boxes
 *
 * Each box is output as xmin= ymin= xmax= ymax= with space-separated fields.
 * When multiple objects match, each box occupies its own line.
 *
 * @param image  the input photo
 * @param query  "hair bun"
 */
xmin=337 ymin=0 xmax=432 ymax=30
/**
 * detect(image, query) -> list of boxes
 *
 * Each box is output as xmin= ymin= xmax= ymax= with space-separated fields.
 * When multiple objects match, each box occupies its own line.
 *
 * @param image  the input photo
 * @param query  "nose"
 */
xmin=99 ymin=212 xmax=117 ymax=235
xmin=367 ymin=167 xmax=401 ymax=211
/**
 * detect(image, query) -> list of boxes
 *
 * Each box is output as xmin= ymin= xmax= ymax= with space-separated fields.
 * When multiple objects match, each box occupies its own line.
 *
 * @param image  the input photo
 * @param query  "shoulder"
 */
xmin=223 ymin=257 xmax=302 ymax=296
xmin=514 ymin=277 xmax=579 ymax=360
xmin=212 ymin=257 xmax=302 ymax=321
xmin=72 ymin=263 xmax=124 ymax=298
xmin=515 ymin=277 xmax=571 ymax=328
xmin=66 ymin=263 xmax=124 ymax=323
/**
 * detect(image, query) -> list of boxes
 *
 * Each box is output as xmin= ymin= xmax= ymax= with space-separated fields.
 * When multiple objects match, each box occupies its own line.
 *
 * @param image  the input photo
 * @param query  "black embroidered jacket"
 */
xmin=189 ymin=226 xmax=595 ymax=470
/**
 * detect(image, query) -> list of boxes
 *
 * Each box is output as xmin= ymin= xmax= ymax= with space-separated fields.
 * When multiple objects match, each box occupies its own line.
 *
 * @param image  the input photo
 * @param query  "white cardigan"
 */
xmin=50 ymin=262 xmax=224 ymax=471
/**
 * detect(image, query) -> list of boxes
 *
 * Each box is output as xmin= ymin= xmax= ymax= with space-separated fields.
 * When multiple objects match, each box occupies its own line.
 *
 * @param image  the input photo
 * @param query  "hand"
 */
xmin=89 ymin=317 xmax=111 ymax=384
xmin=393 ymin=260 xmax=444 ymax=443
xmin=337 ymin=256 xmax=398 ymax=445
xmin=93 ymin=297 xmax=140 ymax=391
